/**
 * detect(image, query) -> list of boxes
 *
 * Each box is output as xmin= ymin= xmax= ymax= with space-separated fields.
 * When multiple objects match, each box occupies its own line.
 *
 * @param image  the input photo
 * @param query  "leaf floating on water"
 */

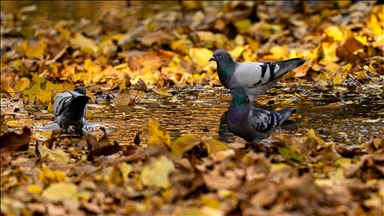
xmin=365 ymin=117 xmax=381 ymax=123
xmin=133 ymin=78 xmax=147 ymax=92
xmin=114 ymin=90 xmax=131 ymax=107
xmin=146 ymin=118 xmax=171 ymax=147
xmin=172 ymin=135 xmax=201 ymax=158
xmin=140 ymin=155 xmax=175 ymax=189
xmin=332 ymin=67 xmax=343 ymax=85
xmin=119 ymin=74 xmax=131 ymax=92
xmin=153 ymin=89 xmax=173 ymax=97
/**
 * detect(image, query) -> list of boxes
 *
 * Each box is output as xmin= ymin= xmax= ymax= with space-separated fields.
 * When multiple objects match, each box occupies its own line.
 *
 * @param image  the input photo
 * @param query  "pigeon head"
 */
xmin=209 ymin=49 xmax=233 ymax=63
xmin=74 ymin=86 xmax=87 ymax=95
xmin=229 ymin=83 xmax=246 ymax=95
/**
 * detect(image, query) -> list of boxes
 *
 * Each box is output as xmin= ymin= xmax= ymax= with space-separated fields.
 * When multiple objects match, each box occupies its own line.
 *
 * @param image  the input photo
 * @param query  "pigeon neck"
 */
xmin=228 ymin=92 xmax=250 ymax=125
xmin=218 ymin=59 xmax=236 ymax=85
xmin=230 ymin=92 xmax=248 ymax=109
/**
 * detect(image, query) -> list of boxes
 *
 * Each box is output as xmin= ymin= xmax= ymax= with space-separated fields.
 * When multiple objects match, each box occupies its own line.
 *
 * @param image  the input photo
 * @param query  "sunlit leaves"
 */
xmin=367 ymin=5 xmax=384 ymax=40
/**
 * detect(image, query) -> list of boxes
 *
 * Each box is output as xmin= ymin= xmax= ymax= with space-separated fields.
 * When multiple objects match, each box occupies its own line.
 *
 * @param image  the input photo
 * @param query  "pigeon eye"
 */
xmin=218 ymin=54 xmax=221 ymax=57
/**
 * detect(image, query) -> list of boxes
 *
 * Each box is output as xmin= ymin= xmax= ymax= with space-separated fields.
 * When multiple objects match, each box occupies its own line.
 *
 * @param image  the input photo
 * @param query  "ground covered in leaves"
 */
xmin=1 ymin=1 xmax=384 ymax=215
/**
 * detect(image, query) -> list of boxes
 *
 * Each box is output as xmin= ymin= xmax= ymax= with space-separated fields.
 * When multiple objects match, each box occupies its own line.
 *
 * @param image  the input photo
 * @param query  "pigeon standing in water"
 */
xmin=54 ymin=86 xmax=90 ymax=134
xmin=209 ymin=49 xmax=306 ymax=101
xmin=227 ymin=83 xmax=296 ymax=144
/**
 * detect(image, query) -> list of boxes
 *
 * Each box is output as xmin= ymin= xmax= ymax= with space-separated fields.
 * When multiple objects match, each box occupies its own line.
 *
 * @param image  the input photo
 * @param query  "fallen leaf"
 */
xmin=153 ymin=89 xmax=173 ymax=97
xmin=0 ymin=127 xmax=31 ymax=151
xmin=41 ymin=182 xmax=78 ymax=201
xmin=202 ymin=139 xmax=229 ymax=155
xmin=172 ymin=135 xmax=201 ymax=158
xmin=146 ymin=118 xmax=171 ymax=147
xmin=140 ymin=155 xmax=175 ymax=188
xmin=37 ymin=143 xmax=70 ymax=163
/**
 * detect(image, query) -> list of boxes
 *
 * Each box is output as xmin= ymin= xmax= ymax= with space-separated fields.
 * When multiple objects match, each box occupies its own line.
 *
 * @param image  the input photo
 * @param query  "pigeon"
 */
xmin=227 ymin=83 xmax=296 ymax=144
xmin=209 ymin=49 xmax=306 ymax=101
xmin=54 ymin=86 xmax=90 ymax=134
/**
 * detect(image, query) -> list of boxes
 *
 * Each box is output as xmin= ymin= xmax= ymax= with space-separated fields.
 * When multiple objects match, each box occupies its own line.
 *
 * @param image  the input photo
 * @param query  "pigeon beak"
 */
xmin=209 ymin=57 xmax=214 ymax=62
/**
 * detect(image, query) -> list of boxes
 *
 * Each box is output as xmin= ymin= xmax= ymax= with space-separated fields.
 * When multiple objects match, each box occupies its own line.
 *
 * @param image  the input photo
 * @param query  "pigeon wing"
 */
xmin=53 ymin=91 xmax=84 ymax=116
xmin=248 ymin=108 xmax=279 ymax=133
xmin=235 ymin=62 xmax=281 ymax=88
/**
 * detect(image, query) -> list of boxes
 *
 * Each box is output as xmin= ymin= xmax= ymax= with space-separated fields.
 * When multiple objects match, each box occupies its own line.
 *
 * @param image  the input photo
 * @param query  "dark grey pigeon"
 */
xmin=227 ymin=83 xmax=296 ymax=144
xmin=209 ymin=49 xmax=305 ymax=101
xmin=53 ymin=86 xmax=89 ymax=134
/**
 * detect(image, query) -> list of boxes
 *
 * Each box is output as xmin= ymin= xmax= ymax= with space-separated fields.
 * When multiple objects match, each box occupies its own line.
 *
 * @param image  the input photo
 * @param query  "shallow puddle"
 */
xmin=53 ymin=85 xmax=384 ymax=145
xmin=3 ymin=82 xmax=383 ymax=147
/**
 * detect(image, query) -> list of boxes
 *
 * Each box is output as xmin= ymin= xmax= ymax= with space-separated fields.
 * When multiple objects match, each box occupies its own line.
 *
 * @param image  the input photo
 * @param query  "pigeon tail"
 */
xmin=275 ymin=58 xmax=306 ymax=78
xmin=277 ymin=108 xmax=297 ymax=125
xmin=67 ymin=96 xmax=89 ymax=114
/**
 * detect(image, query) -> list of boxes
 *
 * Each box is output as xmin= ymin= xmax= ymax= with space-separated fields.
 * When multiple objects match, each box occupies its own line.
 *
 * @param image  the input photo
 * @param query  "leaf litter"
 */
xmin=1 ymin=1 xmax=384 ymax=215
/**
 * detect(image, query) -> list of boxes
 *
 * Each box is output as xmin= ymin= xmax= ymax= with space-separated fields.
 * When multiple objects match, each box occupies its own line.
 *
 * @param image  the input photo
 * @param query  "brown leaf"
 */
xmin=0 ymin=127 xmax=31 ymax=151
xmin=202 ymin=165 xmax=242 ymax=190
xmin=133 ymin=78 xmax=147 ymax=92
xmin=86 ymin=133 xmax=100 ymax=148
xmin=89 ymin=141 xmax=122 ymax=158
xmin=43 ymin=129 xmax=63 ymax=149
xmin=250 ymin=183 xmax=278 ymax=207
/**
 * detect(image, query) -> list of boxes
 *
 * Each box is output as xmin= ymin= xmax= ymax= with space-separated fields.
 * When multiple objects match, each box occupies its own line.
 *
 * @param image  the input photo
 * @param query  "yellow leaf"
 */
xmin=264 ymin=45 xmax=288 ymax=60
xmin=320 ymin=42 xmax=339 ymax=63
xmin=172 ymin=135 xmax=201 ymax=158
xmin=140 ymin=155 xmax=175 ymax=188
xmin=23 ymin=77 xmax=68 ymax=104
xmin=233 ymin=19 xmax=252 ymax=33
xmin=202 ymin=139 xmax=229 ymax=155
xmin=146 ymin=118 xmax=171 ymax=147
xmin=37 ymin=143 xmax=70 ymax=163
xmin=42 ymin=182 xmax=78 ymax=201
xmin=27 ymin=184 xmax=43 ymax=194
xmin=37 ymin=167 xmax=68 ymax=185
xmin=332 ymin=68 xmax=343 ymax=85
xmin=308 ymin=129 xmax=325 ymax=146
xmin=114 ymin=89 xmax=131 ymax=107
xmin=120 ymin=162 xmax=132 ymax=181
xmin=25 ymin=39 xmax=47 ymax=59
xmin=229 ymin=45 xmax=248 ymax=61
xmin=324 ymin=26 xmax=344 ymax=41
xmin=201 ymin=195 xmax=221 ymax=209
xmin=13 ymin=77 xmax=30 ymax=91
xmin=70 ymin=33 xmax=98 ymax=53
xmin=189 ymin=47 xmax=213 ymax=68
xmin=153 ymin=89 xmax=173 ymax=97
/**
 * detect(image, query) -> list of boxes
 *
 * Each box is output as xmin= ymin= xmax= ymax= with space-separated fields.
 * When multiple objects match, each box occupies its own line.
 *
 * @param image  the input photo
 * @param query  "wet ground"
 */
xmin=3 ymin=81 xmax=383 ymax=147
